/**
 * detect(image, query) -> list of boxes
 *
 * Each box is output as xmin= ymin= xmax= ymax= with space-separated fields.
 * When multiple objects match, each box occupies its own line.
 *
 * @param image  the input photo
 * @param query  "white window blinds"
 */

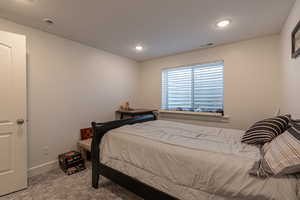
xmin=161 ymin=61 xmax=224 ymax=114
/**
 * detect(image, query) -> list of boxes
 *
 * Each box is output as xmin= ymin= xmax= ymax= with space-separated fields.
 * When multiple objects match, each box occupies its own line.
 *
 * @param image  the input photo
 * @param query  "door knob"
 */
xmin=16 ymin=119 xmax=25 ymax=125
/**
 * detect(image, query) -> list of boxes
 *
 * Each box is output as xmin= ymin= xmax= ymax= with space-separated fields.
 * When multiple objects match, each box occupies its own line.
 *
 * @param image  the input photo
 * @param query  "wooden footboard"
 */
xmin=91 ymin=114 xmax=177 ymax=200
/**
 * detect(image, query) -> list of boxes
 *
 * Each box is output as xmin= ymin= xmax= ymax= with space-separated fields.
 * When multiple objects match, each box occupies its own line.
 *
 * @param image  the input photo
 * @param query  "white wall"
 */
xmin=280 ymin=0 xmax=300 ymax=118
xmin=138 ymin=35 xmax=281 ymax=130
xmin=0 ymin=18 xmax=140 ymax=174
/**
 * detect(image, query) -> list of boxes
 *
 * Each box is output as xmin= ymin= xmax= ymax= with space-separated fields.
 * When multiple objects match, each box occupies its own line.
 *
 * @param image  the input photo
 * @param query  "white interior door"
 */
xmin=0 ymin=31 xmax=27 ymax=196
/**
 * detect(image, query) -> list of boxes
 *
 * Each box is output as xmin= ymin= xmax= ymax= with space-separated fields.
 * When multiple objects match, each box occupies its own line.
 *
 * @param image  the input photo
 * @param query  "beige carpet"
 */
xmin=0 ymin=164 xmax=141 ymax=200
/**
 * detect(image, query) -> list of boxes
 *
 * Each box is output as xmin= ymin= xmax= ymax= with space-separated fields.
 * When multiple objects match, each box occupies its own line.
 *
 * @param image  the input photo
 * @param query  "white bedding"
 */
xmin=100 ymin=120 xmax=299 ymax=200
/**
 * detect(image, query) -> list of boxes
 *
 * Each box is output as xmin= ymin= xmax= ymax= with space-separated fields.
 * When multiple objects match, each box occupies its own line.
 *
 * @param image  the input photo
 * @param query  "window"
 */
xmin=161 ymin=61 xmax=224 ymax=114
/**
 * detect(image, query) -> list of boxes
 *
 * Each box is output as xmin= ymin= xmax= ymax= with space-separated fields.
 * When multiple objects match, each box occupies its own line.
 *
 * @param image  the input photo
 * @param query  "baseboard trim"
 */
xmin=28 ymin=160 xmax=58 ymax=177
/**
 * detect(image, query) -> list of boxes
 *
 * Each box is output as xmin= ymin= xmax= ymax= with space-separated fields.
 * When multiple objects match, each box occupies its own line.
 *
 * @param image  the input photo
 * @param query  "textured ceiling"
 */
xmin=0 ymin=0 xmax=295 ymax=61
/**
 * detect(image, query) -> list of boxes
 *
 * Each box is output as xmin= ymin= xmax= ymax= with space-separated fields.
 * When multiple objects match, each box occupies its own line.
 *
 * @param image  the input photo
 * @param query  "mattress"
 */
xmin=100 ymin=120 xmax=299 ymax=200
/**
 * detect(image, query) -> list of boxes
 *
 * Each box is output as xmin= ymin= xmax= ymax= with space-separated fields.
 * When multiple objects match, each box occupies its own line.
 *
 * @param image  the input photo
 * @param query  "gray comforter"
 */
xmin=100 ymin=120 xmax=299 ymax=200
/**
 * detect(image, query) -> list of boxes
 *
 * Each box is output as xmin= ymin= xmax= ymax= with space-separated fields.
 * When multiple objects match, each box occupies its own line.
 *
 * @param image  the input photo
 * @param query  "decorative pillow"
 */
xmin=241 ymin=114 xmax=291 ymax=145
xmin=249 ymin=121 xmax=300 ymax=178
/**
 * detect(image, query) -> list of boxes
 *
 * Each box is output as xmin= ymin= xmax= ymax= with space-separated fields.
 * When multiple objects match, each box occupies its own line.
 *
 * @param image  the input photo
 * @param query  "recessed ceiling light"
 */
xmin=216 ymin=20 xmax=231 ymax=28
xmin=135 ymin=45 xmax=143 ymax=51
xmin=43 ymin=18 xmax=54 ymax=25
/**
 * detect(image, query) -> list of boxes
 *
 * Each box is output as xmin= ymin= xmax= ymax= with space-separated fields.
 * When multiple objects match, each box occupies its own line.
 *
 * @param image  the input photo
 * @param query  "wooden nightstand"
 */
xmin=78 ymin=128 xmax=93 ymax=160
xmin=116 ymin=109 xmax=157 ymax=119
xmin=78 ymin=138 xmax=92 ymax=160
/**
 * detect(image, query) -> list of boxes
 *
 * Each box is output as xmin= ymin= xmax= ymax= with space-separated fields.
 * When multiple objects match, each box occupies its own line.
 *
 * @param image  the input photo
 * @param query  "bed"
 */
xmin=91 ymin=114 xmax=300 ymax=200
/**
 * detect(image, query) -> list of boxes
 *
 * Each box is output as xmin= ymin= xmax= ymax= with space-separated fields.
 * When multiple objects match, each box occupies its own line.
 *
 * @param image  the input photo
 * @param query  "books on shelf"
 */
xmin=58 ymin=151 xmax=86 ymax=175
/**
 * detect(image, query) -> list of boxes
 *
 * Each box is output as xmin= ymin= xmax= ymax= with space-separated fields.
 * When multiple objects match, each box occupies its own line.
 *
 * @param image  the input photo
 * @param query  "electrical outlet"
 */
xmin=43 ymin=146 xmax=49 ymax=156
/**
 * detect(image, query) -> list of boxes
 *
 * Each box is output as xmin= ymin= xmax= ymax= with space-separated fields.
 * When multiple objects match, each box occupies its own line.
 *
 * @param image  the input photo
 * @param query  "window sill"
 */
xmin=158 ymin=110 xmax=230 ymax=122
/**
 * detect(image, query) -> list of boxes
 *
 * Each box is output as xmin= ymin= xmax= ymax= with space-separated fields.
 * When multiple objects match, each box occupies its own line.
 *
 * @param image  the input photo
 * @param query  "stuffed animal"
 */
xmin=120 ymin=102 xmax=131 ymax=110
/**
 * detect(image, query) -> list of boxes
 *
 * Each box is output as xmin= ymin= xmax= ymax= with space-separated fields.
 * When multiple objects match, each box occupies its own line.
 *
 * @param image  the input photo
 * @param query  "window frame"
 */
xmin=160 ymin=60 xmax=225 ymax=116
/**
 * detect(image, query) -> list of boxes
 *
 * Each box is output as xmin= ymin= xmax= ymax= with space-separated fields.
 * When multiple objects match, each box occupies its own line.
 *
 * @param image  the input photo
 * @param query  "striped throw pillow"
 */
xmin=249 ymin=121 xmax=300 ymax=177
xmin=241 ymin=115 xmax=290 ymax=145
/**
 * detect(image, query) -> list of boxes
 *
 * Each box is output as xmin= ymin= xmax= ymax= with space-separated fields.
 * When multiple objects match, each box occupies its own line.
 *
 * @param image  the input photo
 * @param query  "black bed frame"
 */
xmin=91 ymin=114 xmax=178 ymax=200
